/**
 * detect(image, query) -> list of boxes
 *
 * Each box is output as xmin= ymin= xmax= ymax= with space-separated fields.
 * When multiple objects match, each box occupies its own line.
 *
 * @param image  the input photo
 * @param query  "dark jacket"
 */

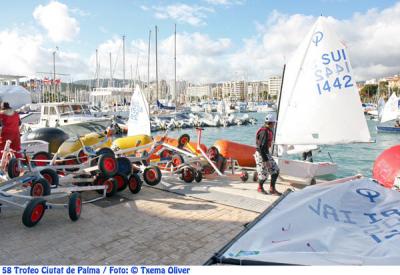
xmin=256 ymin=126 xmax=273 ymax=161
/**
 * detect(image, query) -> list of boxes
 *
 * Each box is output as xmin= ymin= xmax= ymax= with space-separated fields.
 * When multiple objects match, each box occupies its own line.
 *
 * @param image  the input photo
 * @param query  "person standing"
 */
xmin=254 ymin=112 xmax=281 ymax=195
xmin=0 ymin=102 xmax=22 ymax=158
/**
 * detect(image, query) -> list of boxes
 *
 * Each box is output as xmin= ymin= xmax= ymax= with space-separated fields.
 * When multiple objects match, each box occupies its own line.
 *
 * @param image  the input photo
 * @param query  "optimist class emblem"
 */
xmin=312 ymin=31 xmax=323 ymax=46
xmin=356 ymin=188 xmax=380 ymax=203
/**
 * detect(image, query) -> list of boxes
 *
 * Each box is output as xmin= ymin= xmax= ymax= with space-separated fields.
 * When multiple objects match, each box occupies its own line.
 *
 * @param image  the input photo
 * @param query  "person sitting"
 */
xmin=395 ymin=119 xmax=400 ymax=128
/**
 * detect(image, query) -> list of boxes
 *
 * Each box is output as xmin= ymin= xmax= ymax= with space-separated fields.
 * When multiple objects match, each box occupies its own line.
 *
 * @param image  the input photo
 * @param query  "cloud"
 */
xmin=204 ymin=0 xmax=245 ymax=5
xmin=228 ymin=3 xmax=400 ymax=81
xmin=89 ymin=33 xmax=232 ymax=84
xmin=33 ymin=1 xmax=80 ymax=42
xmin=0 ymin=28 xmax=88 ymax=80
xmin=150 ymin=4 xmax=214 ymax=26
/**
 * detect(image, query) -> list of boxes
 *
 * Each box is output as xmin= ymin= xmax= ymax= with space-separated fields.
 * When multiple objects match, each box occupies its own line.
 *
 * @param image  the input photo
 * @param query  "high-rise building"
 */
xmin=268 ymin=76 xmax=282 ymax=97
xmin=186 ymin=84 xmax=211 ymax=100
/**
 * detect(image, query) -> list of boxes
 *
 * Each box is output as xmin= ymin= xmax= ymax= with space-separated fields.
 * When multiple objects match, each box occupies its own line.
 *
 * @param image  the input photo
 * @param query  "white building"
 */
xmin=186 ymin=85 xmax=211 ymax=100
xmin=267 ymin=76 xmax=282 ymax=97
xmin=222 ymin=81 xmax=247 ymax=101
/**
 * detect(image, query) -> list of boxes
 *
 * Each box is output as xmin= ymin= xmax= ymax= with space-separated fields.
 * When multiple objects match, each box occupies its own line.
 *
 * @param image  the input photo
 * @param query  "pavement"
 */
xmin=0 ymin=175 xmax=292 ymax=265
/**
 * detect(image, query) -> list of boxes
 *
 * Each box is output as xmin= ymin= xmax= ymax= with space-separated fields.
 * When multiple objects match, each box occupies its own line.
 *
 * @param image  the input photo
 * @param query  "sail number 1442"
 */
xmin=314 ymin=48 xmax=354 ymax=95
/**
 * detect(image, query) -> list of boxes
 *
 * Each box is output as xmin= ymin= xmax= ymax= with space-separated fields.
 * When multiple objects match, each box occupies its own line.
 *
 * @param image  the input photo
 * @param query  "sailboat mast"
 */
xmin=174 ymin=23 xmax=177 ymax=107
xmin=109 ymin=52 xmax=112 ymax=87
xmin=147 ymin=30 xmax=151 ymax=102
xmin=155 ymin=25 xmax=159 ymax=103
xmin=123 ymin=35 xmax=126 ymax=87
xmin=271 ymin=64 xmax=286 ymax=156
xmin=96 ymin=49 xmax=99 ymax=88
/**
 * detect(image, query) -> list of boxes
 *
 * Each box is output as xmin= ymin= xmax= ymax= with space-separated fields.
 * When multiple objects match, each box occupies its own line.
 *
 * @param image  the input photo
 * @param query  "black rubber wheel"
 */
xmin=128 ymin=173 xmax=143 ymax=194
xmin=143 ymin=166 xmax=162 ymax=186
xmin=31 ymin=151 xmax=52 ymax=167
xmin=182 ymin=166 xmax=195 ymax=183
xmin=30 ymin=178 xmax=51 ymax=197
xmin=252 ymin=171 xmax=258 ymax=182
xmin=114 ymin=172 xmax=129 ymax=192
xmin=178 ymin=134 xmax=190 ymax=148
xmin=40 ymin=168 xmax=59 ymax=188
xmin=96 ymin=147 xmax=115 ymax=158
xmin=22 ymin=198 xmax=46 ymax=227
xmin=171 ymin=154 xmax=184 ymax=167
xmin=116 ymin=157 xmax=132 ymax=176
xmin=310 ymin=178 xmax=317 ymax=185
xmin=77 ymin=149 xmax=88 ymax=164
xmin=94 ymin=175 xmax=118 ymax=197
xmin=7 ymin=157 xmax=20 ymax=178
xmin=240 ymin=171 xmax=249 ymax=182
xmin=98 ymin=154 xmax=118 ymax=177
xmin=207 ymin=146 xmax=220 ymax=161
xmin=195 ymin=170 xmax=203 ymax=183
xmin=159 ymin=149 xmax=172 ymax=159
xmin=68 ymin=192 xmax=82 ymax=222
xmin=63 ymin=155 xmax=80 ymax=172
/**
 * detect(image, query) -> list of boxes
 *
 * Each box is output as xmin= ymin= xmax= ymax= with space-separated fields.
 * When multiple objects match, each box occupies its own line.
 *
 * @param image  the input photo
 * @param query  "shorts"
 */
xmin=254 ymin=151 xmax=279 ymax=181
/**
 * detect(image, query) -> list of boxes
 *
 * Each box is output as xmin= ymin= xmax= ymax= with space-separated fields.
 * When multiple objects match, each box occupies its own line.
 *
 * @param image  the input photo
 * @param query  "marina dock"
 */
xmin=0 ymin=177 xmax=289 ymax=265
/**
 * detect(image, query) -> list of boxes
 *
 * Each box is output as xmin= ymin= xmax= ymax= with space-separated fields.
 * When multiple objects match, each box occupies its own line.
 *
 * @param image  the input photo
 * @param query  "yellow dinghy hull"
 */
xmin=112 ymin=135 xmax=152 ymax=154
xmin=58 ymin=133 xmax=112 ymax=157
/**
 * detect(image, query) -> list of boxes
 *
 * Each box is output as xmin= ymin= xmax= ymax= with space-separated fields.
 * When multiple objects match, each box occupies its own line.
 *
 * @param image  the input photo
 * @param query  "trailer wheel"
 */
xmin=114 ymin=172 xmax=128 ymax=192
xmin=96 ymin=147 xmax=115 ymax=158
xmin=143 ymin=166 xmax=162 ymax=186
xmin=195 ymin=170 xmax=203 ymax=183
xmin=68 ymin=192 xmax=82 ymax=222
xmin=182 ymin=167 xmax=195 ymax=183
xmin=98 ymin=154 xmax=118 ymax=177
xmin=178 ymin=134 xmax=190 ymax=148
xmin=31 ymin=151 xmax=52 ymax=167
xmin=159 ymin=149 xmax=172 ymax=159
xmin=63 ymin=155 xmax=80 ymax=172
xmin=94 ymin=176 xmax=118 ymax=197
xmin=116 ymin=157 xmax=132 ymax=176
xmin=240 ymin=171 xmax=249 ymax=182
xmin=171 ymin=154 xmax=184 ymax=167
xmin=40 ymin=168 xmax=59 ymax=188
xmin=207 ymin=146 xmax=219 ymax=161
xmin=7 ymin=158 xmax=20 ymax=178
xmin=128 ymin=173 xmax=143 ymax=194
xmin=77 ymin=149 xmax=88 ymax=164
xmin=22 ymin=198 xmax=46 ymax=227
xmin=252 ymin=171 xmax=258 ymax=182
xmin=30 ymin=178 xmax=51 ymax=197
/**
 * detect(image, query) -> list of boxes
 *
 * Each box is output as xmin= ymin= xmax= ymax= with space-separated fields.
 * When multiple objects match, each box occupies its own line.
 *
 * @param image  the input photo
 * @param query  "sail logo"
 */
xmin=314 ymin=48 xmax=354 ymax=95
xmin=129 ymin=101 xmax=143 ymax=121
xmin=312 ymin=31 xmax=323 ymax=46
xmin=356 ymin=188 xmax=380 ymax=203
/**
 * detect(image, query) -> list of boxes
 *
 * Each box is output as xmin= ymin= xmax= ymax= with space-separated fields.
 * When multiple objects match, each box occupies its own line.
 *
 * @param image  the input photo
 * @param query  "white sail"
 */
xmin=127 ymin=85 xmax=151 ymax=136
xmin=221 ymin=178 xmax=400 ymax=265
xmin=380 ymin=92 xmax=399 ymax=123
xmin=275 ymin=17 xmax=370 ymax=145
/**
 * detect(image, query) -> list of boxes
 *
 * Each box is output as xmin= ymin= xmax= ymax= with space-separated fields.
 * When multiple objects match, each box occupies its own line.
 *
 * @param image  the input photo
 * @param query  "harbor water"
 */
xmin=167 ymin=112 xmax=399 ymax=179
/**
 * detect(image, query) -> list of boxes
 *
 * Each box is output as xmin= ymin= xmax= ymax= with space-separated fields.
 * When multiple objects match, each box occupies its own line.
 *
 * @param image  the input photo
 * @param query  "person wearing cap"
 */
xmin=254 ymin=112 xmax=281 ymax=195
xmin=0 ymin=102 xmax=22 ymax=158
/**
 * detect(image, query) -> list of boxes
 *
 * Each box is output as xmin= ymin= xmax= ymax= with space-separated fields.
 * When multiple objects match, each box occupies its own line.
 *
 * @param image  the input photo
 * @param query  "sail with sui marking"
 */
xmin=275 ymin=17 xmax=370 ymax=145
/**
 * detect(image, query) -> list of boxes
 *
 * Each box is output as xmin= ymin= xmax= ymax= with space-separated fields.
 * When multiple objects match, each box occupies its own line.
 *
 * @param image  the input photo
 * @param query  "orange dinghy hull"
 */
xmin=213 ymin=140 xmax=256 ymax=167
xmin=152 ymin=136 xmax=207 ymax=158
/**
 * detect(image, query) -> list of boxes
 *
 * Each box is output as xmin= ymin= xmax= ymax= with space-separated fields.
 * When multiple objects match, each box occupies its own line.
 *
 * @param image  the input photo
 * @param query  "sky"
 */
xmin=1 ymin=0 xmax=400 ymax=84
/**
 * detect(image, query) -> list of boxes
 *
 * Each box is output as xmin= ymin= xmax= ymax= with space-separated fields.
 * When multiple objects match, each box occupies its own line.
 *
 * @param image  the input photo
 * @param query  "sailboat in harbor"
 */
xmin=376 ymin=92 xmax=400 ymax=133
xmin=273 ymin=16 xmax=371 ymax=184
